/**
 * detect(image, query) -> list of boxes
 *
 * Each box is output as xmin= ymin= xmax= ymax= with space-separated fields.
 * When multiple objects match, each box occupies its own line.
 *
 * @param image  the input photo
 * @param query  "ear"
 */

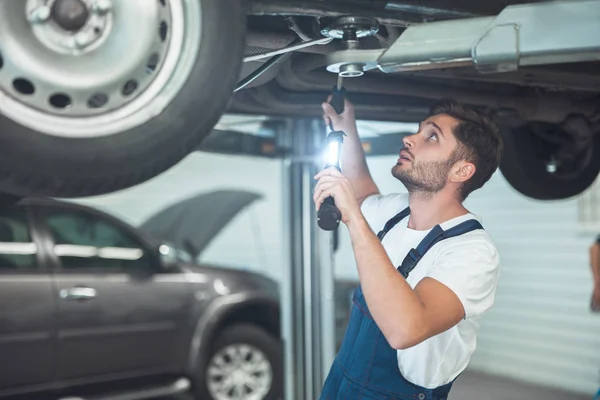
xmin=449 ymin=161 xmax=476 ymax=183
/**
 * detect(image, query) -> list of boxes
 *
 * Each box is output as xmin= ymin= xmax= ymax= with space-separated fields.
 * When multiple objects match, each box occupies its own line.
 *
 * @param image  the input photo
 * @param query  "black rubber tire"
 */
xmin=0 ymin=0 xmax=246 ymax=198
xmin=195 ymin=323 xmax=284 ymax=400
xmin=499 ymin=122 xmax=600 ymax=200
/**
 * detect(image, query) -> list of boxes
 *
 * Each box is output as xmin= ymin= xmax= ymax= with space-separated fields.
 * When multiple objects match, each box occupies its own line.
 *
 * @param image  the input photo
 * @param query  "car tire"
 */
xmin=195 ymin=323 xmax=283 ymax=400
xmin=0 ymin=0 xmax=246 ymax=198
xmin=498 ymin=118 xmax=600 ymax=200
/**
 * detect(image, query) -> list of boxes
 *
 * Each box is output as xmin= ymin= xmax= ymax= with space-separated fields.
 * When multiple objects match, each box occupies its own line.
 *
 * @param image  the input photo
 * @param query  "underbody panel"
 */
xmin=229 ymin=0 xmax=600 ymax=125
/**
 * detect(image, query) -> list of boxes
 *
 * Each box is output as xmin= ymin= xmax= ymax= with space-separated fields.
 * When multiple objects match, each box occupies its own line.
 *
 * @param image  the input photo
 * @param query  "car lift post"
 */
xmin=278 ymin=118 xmax=338 ymax=400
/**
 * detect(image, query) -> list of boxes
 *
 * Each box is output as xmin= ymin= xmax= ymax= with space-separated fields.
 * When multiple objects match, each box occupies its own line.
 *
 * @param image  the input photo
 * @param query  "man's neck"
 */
xmin=407 ymin=191 xmax=468 ymax=231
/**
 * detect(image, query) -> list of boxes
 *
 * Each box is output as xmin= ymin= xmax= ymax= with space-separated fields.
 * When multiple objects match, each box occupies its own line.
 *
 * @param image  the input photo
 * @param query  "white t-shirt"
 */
xmin=360 ymin=193 xmax=500 ymax=389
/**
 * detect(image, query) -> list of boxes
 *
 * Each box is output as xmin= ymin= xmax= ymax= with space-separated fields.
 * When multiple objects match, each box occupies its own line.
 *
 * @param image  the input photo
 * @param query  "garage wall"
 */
xmin=71 ymin=152 xmax=285 ymax=281
xmin=462 ymin=171 xmax=600 ymax=396
xmin=334 ymin=155 xmax=600 ymax=396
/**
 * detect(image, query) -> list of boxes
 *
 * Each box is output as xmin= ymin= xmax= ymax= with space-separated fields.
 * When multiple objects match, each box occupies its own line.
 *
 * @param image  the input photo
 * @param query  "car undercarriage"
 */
xmin=0 ymin=0 xmax=598 ymax=201
xmin=234 ymin=0 xmax=600 ymax=121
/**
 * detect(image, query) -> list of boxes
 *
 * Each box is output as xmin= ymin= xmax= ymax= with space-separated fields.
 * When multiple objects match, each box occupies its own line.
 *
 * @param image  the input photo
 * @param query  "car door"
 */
xmin=33 ymin=202 xmax=192 ymax=382
xmin=0 ymin=203 xmax=56 ymax=392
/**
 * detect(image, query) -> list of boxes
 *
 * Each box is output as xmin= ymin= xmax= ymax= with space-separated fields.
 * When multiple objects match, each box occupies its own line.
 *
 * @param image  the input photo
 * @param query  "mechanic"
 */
xmin=313 ymin=97 xmax=502 ymax=399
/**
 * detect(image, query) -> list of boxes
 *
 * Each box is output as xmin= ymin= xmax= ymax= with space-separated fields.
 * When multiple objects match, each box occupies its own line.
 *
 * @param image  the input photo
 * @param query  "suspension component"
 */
xmin=320 ymin=16 xmax=380 ymax=78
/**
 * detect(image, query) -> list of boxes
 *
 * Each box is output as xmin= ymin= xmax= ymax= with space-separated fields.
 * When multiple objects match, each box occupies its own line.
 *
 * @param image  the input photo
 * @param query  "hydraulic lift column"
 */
xmin=279 ymin=118 xmax=337 ymax=400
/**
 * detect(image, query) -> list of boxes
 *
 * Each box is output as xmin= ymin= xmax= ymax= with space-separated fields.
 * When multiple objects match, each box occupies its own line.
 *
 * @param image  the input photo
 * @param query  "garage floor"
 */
xmin=449 ymin=370 xmax=591 ymax=400
xmin=156 ymin=370 xmax=593 ymax=400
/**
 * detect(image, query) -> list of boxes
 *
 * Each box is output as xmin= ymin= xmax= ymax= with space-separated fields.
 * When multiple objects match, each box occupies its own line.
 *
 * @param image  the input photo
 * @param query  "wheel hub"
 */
xmin=25 ymin=0 xmax=114 ymax=54
xmin=207 ymin=344 xmax=272 ymax=400
xmin=51 ymin=0 xmax=90 ymax=32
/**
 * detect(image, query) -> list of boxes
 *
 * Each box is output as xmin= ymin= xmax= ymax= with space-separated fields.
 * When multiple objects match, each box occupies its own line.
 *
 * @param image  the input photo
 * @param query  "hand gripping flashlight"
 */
xmin=317 ymin=79 xmax=347 ymax=231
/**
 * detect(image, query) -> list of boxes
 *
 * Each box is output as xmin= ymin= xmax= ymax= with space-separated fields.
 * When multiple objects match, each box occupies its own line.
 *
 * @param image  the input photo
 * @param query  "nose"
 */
xmin=402 ymin=133 xmax=415 ymax=149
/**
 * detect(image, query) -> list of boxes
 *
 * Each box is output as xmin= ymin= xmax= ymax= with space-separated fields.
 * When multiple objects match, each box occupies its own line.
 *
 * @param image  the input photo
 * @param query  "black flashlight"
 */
xmin=317 ymin=83 xmax=346 ymax=231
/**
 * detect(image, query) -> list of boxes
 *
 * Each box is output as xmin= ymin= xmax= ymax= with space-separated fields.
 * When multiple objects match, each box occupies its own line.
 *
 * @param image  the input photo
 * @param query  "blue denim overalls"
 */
xmin=320 ymin=207 xmax=483 ymax=400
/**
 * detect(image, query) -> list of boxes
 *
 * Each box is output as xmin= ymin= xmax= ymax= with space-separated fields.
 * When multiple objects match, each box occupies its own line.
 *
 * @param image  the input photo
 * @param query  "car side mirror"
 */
xmin=156 ymin=243 xmax=192 ymax=270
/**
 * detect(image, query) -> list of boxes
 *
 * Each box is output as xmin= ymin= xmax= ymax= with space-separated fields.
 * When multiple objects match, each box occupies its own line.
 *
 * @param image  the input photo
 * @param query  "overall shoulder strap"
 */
xmin=398 ymin=219 xmax=484 ymax=278
xmin=377 ymin=206 xmax=410 ymax=241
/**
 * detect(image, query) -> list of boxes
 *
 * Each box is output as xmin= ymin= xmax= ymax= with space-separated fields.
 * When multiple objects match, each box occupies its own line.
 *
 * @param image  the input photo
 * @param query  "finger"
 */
xmin=315 ymin=188 xmax=345 ymax=213
xmin=314 ymin=168 xmax=334 ymax=180
xmin=314 ymin=169 xmax=343 ymax=181
xmin=314 ymin=168 xmax=349 ymax=185
xmin=313 ymin=181 xmax=339 ymax=206
xmin=314 ymin=180 xmax=338 ymax=196
xmin=314 ymin=180 xmax=343 ymax=206
xmin=324 ymin=166 xmax=344 ymax=177
xmin=315 ymin=190 xmax=335 ymax=211
xmin=322 ymin=102 xmax=339 ymax=117
xmin=343 ymin=98 xmax=353 ymax=113
xmin=315 ymin=174 xmax=343 ymax=184
xmin=316 ymin=178 xmax=351 ymax=200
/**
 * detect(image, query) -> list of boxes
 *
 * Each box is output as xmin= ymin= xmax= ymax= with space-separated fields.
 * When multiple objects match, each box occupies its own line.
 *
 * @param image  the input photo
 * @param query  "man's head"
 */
xmin=392 ymin=99 xmax=502 ymax=201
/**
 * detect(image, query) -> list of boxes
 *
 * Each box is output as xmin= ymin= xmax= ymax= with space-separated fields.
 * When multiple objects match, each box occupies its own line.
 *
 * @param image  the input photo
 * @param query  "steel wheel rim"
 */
xmin=0 ymin=0 xmax=201 ymax=138
xmin=206 ymin=343 xmax=273 ymax=400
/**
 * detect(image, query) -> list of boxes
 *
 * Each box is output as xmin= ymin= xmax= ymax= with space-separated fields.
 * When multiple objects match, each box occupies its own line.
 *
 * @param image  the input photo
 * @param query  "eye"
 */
xmin=427 ymin=131 xmax=439 ymax=141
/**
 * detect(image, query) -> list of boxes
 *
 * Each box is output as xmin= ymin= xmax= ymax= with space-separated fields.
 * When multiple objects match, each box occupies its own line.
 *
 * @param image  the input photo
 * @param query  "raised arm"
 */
xmin=322 ymin=99 xmax=380 ymax=205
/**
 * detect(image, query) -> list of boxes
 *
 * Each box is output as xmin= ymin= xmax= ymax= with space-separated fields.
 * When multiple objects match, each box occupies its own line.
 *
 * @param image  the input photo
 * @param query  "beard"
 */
xmin=392 ymin=156 xmax=456 ymax=196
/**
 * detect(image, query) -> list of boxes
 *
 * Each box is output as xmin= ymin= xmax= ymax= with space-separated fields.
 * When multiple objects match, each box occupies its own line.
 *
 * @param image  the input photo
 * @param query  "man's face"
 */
xmin=392 ymin=114 xmax=461 ymax=194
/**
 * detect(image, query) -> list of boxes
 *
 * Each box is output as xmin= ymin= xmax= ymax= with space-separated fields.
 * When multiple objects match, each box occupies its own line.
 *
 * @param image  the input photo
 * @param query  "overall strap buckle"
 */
xmin=397 ymin=248 xmax=420 ymax=278
xmin=398 ymin=225 xmax=444 ymax=278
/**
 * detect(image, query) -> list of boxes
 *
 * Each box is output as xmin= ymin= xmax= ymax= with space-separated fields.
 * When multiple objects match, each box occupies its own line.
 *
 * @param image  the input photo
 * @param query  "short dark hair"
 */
xmin=429 ymin=99 xmax=503 ymax=200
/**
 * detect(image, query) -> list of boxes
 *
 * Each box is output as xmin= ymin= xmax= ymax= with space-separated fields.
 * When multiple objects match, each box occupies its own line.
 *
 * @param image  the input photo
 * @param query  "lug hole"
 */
xmin=122 ymin=80 xmax=138 ymax=96
xmin=88 ymin=93 xmax=109 ymax=108
xmin=13 ymin=78 xmax=35 ymax=95
xmin=147 ymin=53 xmax=159 ymax=73
xmin=49 ymin=93 xmax=72 ymax=109
xmin=0 ymin=51 xmax=3 ymax=70
xmin=159 ymin=0 xmax=166 ymax=6
xmin=159 ymin=21 xmax=168 ymax=42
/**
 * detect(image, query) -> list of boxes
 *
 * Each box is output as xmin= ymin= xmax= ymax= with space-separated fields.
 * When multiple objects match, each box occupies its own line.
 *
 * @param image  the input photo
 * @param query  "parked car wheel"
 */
xmin=499 ymin=117 xmax=600 ymax=200
xmin=0 ymin=0 xmax=245 ymax=198
xmin=196 ymin=323 xmax=283 ymax=400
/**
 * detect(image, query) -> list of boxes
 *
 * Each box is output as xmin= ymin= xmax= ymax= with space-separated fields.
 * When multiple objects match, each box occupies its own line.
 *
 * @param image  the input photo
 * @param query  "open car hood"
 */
xmin=139 ymin=189 xmax=262 ymax=259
